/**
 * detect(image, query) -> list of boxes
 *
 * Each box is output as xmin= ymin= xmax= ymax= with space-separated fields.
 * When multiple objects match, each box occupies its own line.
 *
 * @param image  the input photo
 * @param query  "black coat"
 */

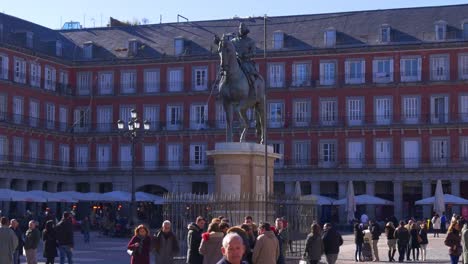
xmin=418 ymin=228 xmax=428 ymax=245
xmin=409 ymin=228 xmax=420 ymax=248
xmin=42 ymin=230 xmax=58 ymax=258
xmin=186 ymin=223 xmax=203 ymax=264
xmin=322 ymin=228 xmax=343 ymax=255
xmin=216 ymin=258 xmax=248 ymax=264
xmin=354 ymin=224 xmax=364 ymax=244
xmin=55 ymin=218 xmax=74 ymax=247
xmin=394 ymin=227 xmax=409 ymax=246
xmin=370 ymin=223 xmax=381 ymax=240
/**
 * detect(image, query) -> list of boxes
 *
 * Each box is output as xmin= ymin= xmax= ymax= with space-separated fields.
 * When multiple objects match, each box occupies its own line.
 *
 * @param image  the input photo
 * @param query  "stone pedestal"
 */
xmin=207 ymin=142 xmax=282 ymax=223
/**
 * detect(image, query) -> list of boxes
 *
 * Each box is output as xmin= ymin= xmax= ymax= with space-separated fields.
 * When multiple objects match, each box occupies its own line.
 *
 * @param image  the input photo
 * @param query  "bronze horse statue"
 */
xmin=217 ymin=35 xmax=265 ymax=144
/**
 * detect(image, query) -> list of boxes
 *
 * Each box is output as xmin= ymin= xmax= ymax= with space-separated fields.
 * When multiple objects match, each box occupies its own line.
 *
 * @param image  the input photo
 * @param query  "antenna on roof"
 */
xmin=160 ymin=14 xmax=162 ymax=24
xmin=177 ymin=14 xmax=189 ymax=23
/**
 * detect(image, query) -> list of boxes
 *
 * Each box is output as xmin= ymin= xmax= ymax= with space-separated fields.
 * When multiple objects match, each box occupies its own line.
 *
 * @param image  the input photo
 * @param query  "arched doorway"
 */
xmin=136 ymin=185 xmax=169 ymax=227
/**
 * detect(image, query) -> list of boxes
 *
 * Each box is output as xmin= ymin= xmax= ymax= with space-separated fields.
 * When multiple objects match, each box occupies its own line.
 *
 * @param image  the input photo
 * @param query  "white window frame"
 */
xmin=29 ymin=99 xmax=39 ymax=127
xmin=347 ymin=97 xmax=364 ymax=126
xmin=435 ymin=21 xmax=447 ymax=41
xmin=430 ymin=95 xmax=449 ymax=124
xmin=83 ymin=43 xmax=93 ymax=59
xmin=345 ymin=59 xmax=365 ymax=84
xmin=324 ymin=29 xmax=336 ymax=47
xmin=292 ymin=62 xmax=311 ymax=87
xmin=44 ymin=66 xmax=56 ymax=91
xmin=380 ymin=25 xmax=391 ymax=43
xmin=319 ymin=61 xmax=336 ymax=86
xmin=144 ymin=69 xmax=160 ymax=93
xmin=320 ymin=98 xmax=338 ymax=126
xmin=174 ymin=38 xmax=184 ymax=56
xmin=0 ymin=93 xmax=6 ymax=121
xmin=97 ymin=106 xmax=113 ymax=132
xmin=190 ymin=143 xmax=207 ymax=169
xmin=193 ymin=67 xmax=208 ymax=91
xmin=45 ymin=103 xmax=55 ymax=129
xmin=372 ymin=58 xmax=393 ymax=83
xmin=13 ymin=137 xmax=23 ymax=164
xmin=430 ymin=55 xmax=449 ymax=81
xmin=374 ymin=96 xmax=392 ymax=125
xmin=0 ymin=53 xmax=9 ymax=80
xmin=190 ymin=103 xmax=208 ymax=130
xmin=400 ymin=57 xmax=422 ymax=82
xmin=0 ymin=136 xmax=7 ymax=162
xmin=293 ymin=141 xmax=310 ymax=167
xmin=459 ymin=54 xmax=468 ymax=80
xmin=268 ymin=101 xmax=285 ymax=128
xmin=459 ymin=95 xmax=468 ymax=122
xmin=99 ymin=72 xmax=113 ymax=95
xmin=168 ymin=68 xmax=183 ymax=92
xmin=167 ymin=143 xmax=182 ymax=170
xmin=403 ymin=139 xmax=420 ymax=169
xmin=73 ymin=107 xmax=90 ymax=132
xmin=143 ymin=105 xmax=160 ymax=131
xmin=273 ymin=31 xmax=284 ymax=49
xmin=166 ymin=105 xmax=182 ymax=130
xmin=293 ymin=100 xmax=310 ymax=127
xmin=97 ymin=144 xmax=111 ymax=170
xmin=460 ymin=137 xmax=468 ymax=163
xmin=56 ymin=40 xmax=62 ymax=57
xmin=375 ymin=139 xmax=392 ymax=169
xmin=216 ymin=103 xmax=226 ymax=129
xmin=14 ymin=57 xmax=26 ymax=84
xmin=119 ymin=105 xmax=135 ymax=124
xmin=431 ymin=138 xmax=449 ymax=167
xmin=121 ymin=70 xmax=136 ymax=94
xmin=77 ymin=72 xmax=91 ymax=95
xmin=28 ymin=139 xmax=38 ymax=166
xmin=319 ymin=140 xmax=337 ymax=168
xmin=59 ymin=144 xmax=69 ymax=168
xmin=270 ymin=141 xmax=284 ymax=167
xmin=347 ymin=140 xmax=364 ymax=168
xmin=59 ymin=106 xmax=68 ymax=132
xmin=119 ymin=144 xmax=131 ymax=170
xmin=268 ymin=63 xmax=285 ymax=88
xmin=59 ymin=71 xmax=69 ymax=91
xmin=30 ymin=63 xmax=41 ymax=88
xmin=402 ymin=96 xmax=420 ymax=124
xmin=75 ymin=145 xmax=89 ymax=170
xmin=44 ymin=141 xmax=53 ymax=167
xmin=13 ymin=96 xmax=24 ymax=125
xmin=143 ymin=144 xmax=158 ymax=170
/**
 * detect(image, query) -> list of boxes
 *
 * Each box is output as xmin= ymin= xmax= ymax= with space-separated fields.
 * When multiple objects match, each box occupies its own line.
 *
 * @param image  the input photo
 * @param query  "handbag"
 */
xmin=127 ymin=249 xmax=134 ymax=256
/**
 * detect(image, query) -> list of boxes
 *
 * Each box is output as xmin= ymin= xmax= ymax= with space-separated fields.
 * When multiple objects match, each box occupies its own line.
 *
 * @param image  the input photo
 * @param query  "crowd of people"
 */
xmin=0 ymin=212 xmax=75 ymax=264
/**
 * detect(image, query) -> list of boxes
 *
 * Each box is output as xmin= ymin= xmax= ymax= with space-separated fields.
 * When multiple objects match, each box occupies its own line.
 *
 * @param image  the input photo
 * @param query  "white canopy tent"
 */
xmin=334 ymin=194 xmax=394 ymax=205
xmin=27 ymin=190 xmax=77 ymax=203
xmin=433 ymin=180 xmax=445 ymax=216
xmin=346 ymin=181 xmax=356 ymax=222
xmin=415 ymin=194 xmax=468 ymax=205
xmin=300 ymin=194 xmax=336 ymax=205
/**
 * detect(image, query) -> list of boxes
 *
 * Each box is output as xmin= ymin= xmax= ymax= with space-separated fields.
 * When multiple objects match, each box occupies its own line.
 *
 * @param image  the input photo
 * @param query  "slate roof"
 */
xmin=2 ymin=4 xmax=468 ymax=64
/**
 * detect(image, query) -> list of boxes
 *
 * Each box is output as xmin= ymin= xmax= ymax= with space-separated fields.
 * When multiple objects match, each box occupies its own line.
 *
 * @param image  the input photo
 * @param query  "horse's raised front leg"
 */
xmin=238 ymin=104 xmax=249 ymax=142
xmin=255 ymin=102 xmax=265 ymax=144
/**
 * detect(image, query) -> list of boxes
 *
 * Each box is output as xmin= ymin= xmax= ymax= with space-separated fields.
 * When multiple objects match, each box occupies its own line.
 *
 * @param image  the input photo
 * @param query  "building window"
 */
xmin=97 ymin=106 xmax=112 ymax=132
xmin=143 ymin=144 xmax=158 ymax=170
xmin=59 ymin=106 xmax=68 ymax=132
xmin=0 ymin=94 xmax=6 ymax=121
xmin=431 ymin=138 xmax=448 ymax=166
xmin=97 ymin=144 xmax=111 ymax=170
xmin=320 ymin=98 xmax=337 ymax=126
xmin=128 ymin=39 xmax=138 ymax=57
xmin=460 ymin=137 xmax=468 ymax=163
xmin=14 ymin=57 xmax=26 ymax=84
xmin=400 ymin=57 xmax=421 ymax=82
xmin=121 ymin=71 xmax=136 ymax=94
xmin=75 ymin=145 xmax=89 ymax=170
xmin=144 ymin=69 xmax=160 ymax=93
xmin=293 ymin=141 xmax=310 ymax=167
xmin=319 ymin=61 xmax=336 ymax=85
xmin=372 ymin=58 xmax=393 ymax=83
xmin=430 ymin=95 xmax=449 ymax=124
xmin=463 ymin=22 xmax=468 ymax=40
xmin=292 ymin=62 xmax=311 ymax=87
xmin=273 ymin=31 xmax=284 ymax=49
xmin=59 ymin=144 xmax=70 ymax=168
xmin=319 ymin=141 xmax=336 ymax=168
xmin=59 ymin=71 xmax=69 ymax=93
xmin=119 ymin=105 xmax=135 ymax=124
xmin=46 ymin=103 xmax=55 ymax=129
xmin=73 ymin=108 xmax=90 ymax=132
xmin=190 ymin=144 xmax=206 ymax=169
xmin=77 ymin=72 xmax=91 ymax=95
xmin=347 ymin=140 xmax=364 ymax=168
xmin=44 ymin=66 xmax=56 ymax=91
xmin=324 ymin=28 xmax=336 ymax=47
xmin=190 ymin=104 xmax=208 ymax=130
xmin=119 ymin=144 xmax=131 ymax=170
xmin=174 ymin=38 xmax=184 ymax=56
xmin=459 ymin=95 xmax=468 ymax=122
xmin=192 ymin=182 xmax=208 ymax=194
xmin=435 ymin=21 xmax=447 ymax=41
xmin=193 ymin=67 xmax=208 ymax=91
xmin=167 ymin=143 xmax=182 ymax=169
xmin=430 ymin=55 xmax=449 ymax=81
xmin=459 ymin=54 xmax=468 ymax=80
xmin=13 ymin=137 xmax=23 ymax=164
xmin=0 ymin=136 xmax=7 ymax=161
xmin=268 ymin=102 xmax=284 ymax=128
xmin=375 ymin=97 xmax=392 ymax=125
xmin=216 ymin=103 xmax=226 ymax=129
xmin=13 ymin=96 xmax=23 ymax=125
xmin=166 ymin=105 xmax=182 ymax=130
xmin=403 ymin=139 xmax=420 ymax=168
xmin=270 ymin=142 xmax=284 ymax=167
xmin=99 ymin=72 xmax=113 ymax=95
xmin=29 ymin=100 xmax=39 ymax=127
xmin=30 ymin=141 xmax=39 ymax=166
xmin=375 ymin=139 xmax=391 ymax=168
xmin=56 ymin=40 xmax=62 ymax=57
xmin=380 ymin=25 xmax=391 ymax=43
xmin=83 ymin=42 xmax=93 ymax=59
xmin=143 ymin=105 xmax=159 ymax=131
xmin=293 ymin=100 xmax=310 ymax=127
xmin=347 ymin=98 xmax=364 ymax=126
xmin=345 ymin=59 xmax=365 ymax=84
xmin=30 ymin=63 xmax=41 ymax=88
xmin=0 ymin=54 xmax=9 ymax=80
xmin=26 ymin=32 xmax=33 ymax=48
xmin=44 ymin=141 xmax=53 ymax=167
xmin=268 ymin=63 xmax=285 ymax=88
xmin=402 ymin=96 xmax=420 ymax=124
xmin=168 ymin=68 xmax=183 ymax=92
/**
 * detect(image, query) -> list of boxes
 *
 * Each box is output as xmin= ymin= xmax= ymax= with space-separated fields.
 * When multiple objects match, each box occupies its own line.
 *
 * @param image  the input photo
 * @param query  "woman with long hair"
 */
xmin=127 ymin=225 xmax=151 ymax=264
xmin=444 ymin=221 xmax=462 ymax=264
xmin=419 ymin=222 xmax=429 ymax=261
xmin=354 ymin=222 xmax=364 ymax=262
xmin=385 ymin=222 xmax=396 ymax=262
xmin=409 ymin=223 xmax=420 ymax=261
xmin=42 ymin=220 xmax=58 ymax=264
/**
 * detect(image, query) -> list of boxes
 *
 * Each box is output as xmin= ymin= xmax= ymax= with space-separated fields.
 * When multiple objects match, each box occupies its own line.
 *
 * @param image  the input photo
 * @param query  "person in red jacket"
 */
xmin=127 ymin=225 xmax=151 ymax=264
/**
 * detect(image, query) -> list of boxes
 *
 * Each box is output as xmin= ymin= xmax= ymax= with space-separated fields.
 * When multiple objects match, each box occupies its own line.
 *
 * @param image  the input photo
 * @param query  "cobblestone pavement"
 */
xmin=30 ymin=231 xmax=458 ymax=264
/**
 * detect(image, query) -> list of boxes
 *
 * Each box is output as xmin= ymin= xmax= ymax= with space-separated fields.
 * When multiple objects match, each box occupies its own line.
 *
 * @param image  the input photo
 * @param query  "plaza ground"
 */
xmin=30 ymin=231 xmax=457 ymax=264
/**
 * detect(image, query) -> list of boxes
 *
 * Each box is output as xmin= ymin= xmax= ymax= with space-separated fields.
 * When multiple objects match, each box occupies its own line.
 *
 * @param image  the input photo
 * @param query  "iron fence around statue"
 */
xmin=163 ymin=192 xmax=317 ymax=259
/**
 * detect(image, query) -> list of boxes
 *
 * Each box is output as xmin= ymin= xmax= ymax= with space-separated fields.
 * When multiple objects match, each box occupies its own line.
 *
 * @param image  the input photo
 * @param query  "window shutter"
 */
xmin=2 ymin=56 xmax=8 ymax=79
xmin=345 ymin=61 xmax=350 ymax=82
xmin=319 ymin=63 xmax=324 ymax=85
xmin=389 ymin=59 xmax=394 ymax=82
xmin=361 ymin=60 xmax=366 ymax=83
xmin=417 ymin=58 xmax=422 ymax=81
xmin=372 ymin=60 xmax=377 ymax=81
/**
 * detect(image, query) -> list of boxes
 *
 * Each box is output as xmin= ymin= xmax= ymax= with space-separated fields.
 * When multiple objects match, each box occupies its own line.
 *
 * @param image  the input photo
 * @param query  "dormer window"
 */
xmin=380 ymin=24 xmax=391 ymax=43
xmin=174 ymin=37 xmax=184 ymax=56
xmin=324 ymin=28 xmax=336 ymax=47
xmin=26 ymin=32 xmax=33 ymax=48
xmin=462 ymin=20 xmax=468 ymax=40
xmin=435 ymin=20 xmax=447 ymax=41
xmin=56 ymin=40 xmax=62 ymax=57
xmin=273 ymin=31 xmax=284 ymax=49
xmin=128 ymin=39 xmax=138 ymax=57
xmin=83 ymin=41 xmax=93 ymax=59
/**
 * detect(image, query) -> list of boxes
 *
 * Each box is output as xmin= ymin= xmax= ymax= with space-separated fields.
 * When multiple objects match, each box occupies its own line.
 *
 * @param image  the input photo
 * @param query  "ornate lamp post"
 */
xmin=117 ymin=109 xmax=150 ymax=226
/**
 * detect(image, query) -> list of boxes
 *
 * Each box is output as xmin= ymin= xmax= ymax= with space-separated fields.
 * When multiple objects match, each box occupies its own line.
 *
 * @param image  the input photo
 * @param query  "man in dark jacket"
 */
xmin=186 ymin=216 xmax=205 ymax=264
xmin=24 ymin=220 xmax=41 ymax=264
xmin=217 ymin=233 xmax=248 ymax=264
xmin=394 ymin=221 xmax=410 ymax=263
xmin=369 ymin=220 xmax=381 ymax=261
xmin=10 ymin=219 xmax=24 ymax=264
xmin=322 ymin=223 xmax=343 ymax=264
xmin=55 ymin=212 xmax=74 ymax=264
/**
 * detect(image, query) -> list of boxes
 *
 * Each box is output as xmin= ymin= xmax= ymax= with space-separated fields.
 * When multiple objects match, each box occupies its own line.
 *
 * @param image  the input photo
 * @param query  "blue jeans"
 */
xmin=450 ymin=255 xmax=460 ymax=264
xmin=58 ymin=245 xmax=73 ymax=264
xmin=13 ymin=249 xmax=20 ymax=264
xmin=355 ymin=242 xmax=362 ymax=261
xmin=83 ymin=231 xmax=90 ymax=243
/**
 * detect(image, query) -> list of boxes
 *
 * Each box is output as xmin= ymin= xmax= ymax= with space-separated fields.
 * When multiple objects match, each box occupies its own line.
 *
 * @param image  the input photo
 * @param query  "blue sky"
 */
xmin=3 ymin=0 xmax=468 ymax=29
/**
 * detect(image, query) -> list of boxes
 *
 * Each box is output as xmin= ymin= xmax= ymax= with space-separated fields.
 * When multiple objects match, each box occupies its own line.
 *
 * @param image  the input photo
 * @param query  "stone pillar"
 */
xmin=393 ymin=180 xmax=403 ymax=221
xmin=310 ymin=181 xmax=320 ymax=195
xmin=421 ymin=180 xmax=432 ymax=219
xmin=0 ymin=178 xmax=11 ymax=216
xmin=90 ymin=183 xmax=99 ymax=193
xmin=451 ymin=179 xmax=461 ymax=215
xmin=15 ymin=180 xmax=28 ymax=216
xmin=338 ymin=181 xmax=347 ymax=223
xmin=366 ymin=181 xmax=376 ymax=220
xmin=285 ymin=181 xmax=295 ymax=196
xmin=62 ymin=182 xmax=75 ymax=192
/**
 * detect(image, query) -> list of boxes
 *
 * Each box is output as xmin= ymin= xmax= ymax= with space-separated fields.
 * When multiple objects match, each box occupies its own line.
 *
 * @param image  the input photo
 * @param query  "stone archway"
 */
xmin=136 ymin=185 xmax=168 ymax=196
xmin=135 ymin=184 xmax=168 ymax=227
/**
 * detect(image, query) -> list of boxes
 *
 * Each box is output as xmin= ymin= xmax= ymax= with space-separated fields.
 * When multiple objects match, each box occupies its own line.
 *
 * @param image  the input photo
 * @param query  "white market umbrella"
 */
xmin=335 ymin=194 xmax=394 ymax=205
xmin=346 ymin=181 xmax=356 ymax=222
xmin=11 ymin=191 xmax=47 ymax=202
xmin=57 ymin=191 xmax=103 ymax=201
xmin=300 ymin=194 xmax=336 ymax=205
xmin=136 ymin=192 xmax=164 ymax=203
xmin=415 ymin=194 xmax=468 ymax=205
xmin=101 ymin=191 xmax=131 ymax=202
xmin=434 ymin=180 xmax=445 ymax=216
xmin=295 ymin=181 xmax=301 ymax=198
xmin=0 ymin=189 xmax=16 ymax=201
xmin=27 ymin=190 xmax=77 ymax=203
